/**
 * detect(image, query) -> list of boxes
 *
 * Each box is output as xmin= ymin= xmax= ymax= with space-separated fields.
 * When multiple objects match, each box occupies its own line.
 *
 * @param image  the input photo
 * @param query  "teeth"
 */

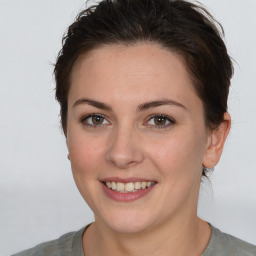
xmin=111 ymin=181 xmax=116 ymax=190
xmin=147 ymin=181 xmax=152 ymax=188
xmin=125 ymin=182 xmax=135 ymax=192
xmin=104 ymin=181 xmax=155 ymax=193
xmin=116 ymin=182 xmax=124 ymax=191
xmin=141 ymin=182 xmax=147 ymax=189
xmin=135 ymin=182 xmax=141 ymax=190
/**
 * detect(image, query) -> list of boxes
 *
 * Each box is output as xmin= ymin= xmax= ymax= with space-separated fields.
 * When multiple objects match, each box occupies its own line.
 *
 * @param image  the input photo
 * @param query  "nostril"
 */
xmin=105 ymin=131 xmax=145 ymax=168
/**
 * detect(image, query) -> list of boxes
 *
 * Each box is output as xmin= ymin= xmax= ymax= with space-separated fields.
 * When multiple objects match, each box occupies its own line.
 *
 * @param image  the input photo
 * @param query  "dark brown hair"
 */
xmin=54 ymin=0 xmax=233 ymax=176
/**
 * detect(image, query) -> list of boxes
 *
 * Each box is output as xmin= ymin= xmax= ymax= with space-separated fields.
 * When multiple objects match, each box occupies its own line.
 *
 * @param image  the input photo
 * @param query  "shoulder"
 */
xmin=202 ymin=224 xmax=256 ymax=256
xmin=218 ymin=231 xmax=256 ymax=255
xmin=219 ymin=232 xmax=256 ymax=254
xmin=11 ymin=227 xmax=86 ymax=256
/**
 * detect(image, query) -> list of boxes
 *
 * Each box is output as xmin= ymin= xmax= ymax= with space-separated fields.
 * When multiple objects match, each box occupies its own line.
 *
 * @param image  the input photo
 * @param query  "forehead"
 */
xmin=69 ymin=43 xmax=201 ymax=110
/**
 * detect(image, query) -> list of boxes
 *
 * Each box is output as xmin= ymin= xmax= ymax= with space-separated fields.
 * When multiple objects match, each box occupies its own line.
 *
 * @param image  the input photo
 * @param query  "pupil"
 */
xmin=155 ymin=117 xmax=166 ymax=125
xmin=92 ymin=116 xmax=103 ymax=124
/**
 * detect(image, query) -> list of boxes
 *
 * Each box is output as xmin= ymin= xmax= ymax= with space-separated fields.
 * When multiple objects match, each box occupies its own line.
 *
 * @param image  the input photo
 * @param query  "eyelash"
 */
xmin=145 ymin=114 xmax=175 ymax=129
xmin=80 ymin=113 xmax=110 ymax=128
xmin=80 ymin=114 xmax=175 ymax=129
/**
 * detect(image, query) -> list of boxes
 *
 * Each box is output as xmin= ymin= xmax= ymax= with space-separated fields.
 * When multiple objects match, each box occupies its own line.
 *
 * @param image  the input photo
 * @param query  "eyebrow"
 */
xmin=72 ymin=97 xmax=186 ymax=112
xmin=137 ymin=99 xmax=186 ymax=112
xmin=72 ymin=98 xmax=113 ymax=111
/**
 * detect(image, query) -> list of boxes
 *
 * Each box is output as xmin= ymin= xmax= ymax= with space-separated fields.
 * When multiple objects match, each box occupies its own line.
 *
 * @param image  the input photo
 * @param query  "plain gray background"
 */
xmin=1 ymin=0 xmax=256 ymax=255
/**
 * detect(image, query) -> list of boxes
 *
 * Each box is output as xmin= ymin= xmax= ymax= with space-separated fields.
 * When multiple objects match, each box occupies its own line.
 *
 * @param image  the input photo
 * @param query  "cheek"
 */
xmin=147 ymin=130 xmax=206 ymax=178
xmin=67 ymin=131 xmax=105 ymax=177
xmin=67 ymin=133 xmax=106 ymax=208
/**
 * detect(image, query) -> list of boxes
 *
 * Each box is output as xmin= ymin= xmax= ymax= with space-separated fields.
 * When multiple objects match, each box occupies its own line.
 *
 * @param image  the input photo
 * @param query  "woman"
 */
xmin=13 ymin=0 xmax=256 ymax=255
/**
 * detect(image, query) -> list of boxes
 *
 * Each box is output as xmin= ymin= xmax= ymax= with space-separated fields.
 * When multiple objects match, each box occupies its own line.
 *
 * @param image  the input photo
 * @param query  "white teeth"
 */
xmin=116 ymin=182 xmax=124 ymax=191
xmin=104 ymin=181 xmax=155 ymax=193
xmin=125 ymin=182 xmax=135 ymax=192
xmin=141 ymin=182 xmax=147 ymax=189
xmin=147 ymin=181 xmax=153 ymax=187
xmin=111 ymin=181 xmax=116 ymax=190
xmin=135 ymin=182 xmax=141 ymax=190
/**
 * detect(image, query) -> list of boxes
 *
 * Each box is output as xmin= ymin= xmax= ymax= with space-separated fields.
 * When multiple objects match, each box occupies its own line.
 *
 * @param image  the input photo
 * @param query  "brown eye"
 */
xmin=146 ymin=115 xmax=175 ymax=129
xmin=92 ymin=116 xmax=104 ymax=124
xmin=81 ymin=114 xmax=110 ymax=127
xmin=154 ymin=116 xmax=167 ymax=125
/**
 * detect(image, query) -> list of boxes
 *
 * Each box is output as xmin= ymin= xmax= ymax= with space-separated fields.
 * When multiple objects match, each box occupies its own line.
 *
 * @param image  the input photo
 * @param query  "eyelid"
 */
xmin=80 ymin=113 xmax=111 ymax=127
xmin=80 ymin=113 xmax=175 ymax=129
xmin=145 ymin=114 xmax=175 ymax=128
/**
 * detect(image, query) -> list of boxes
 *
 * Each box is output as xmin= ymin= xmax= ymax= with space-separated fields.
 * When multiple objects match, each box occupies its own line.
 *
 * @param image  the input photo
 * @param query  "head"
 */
xmin=54 ymin=0 xmax=232 ymax=233
xmin=55 ymin=0 xmax=233 ymax=177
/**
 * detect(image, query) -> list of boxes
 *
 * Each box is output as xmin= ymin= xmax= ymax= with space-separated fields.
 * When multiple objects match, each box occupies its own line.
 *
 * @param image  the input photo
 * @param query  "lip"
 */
xmin=100 ymin=177 xmax=156 ymax=183
xmin=100 ymin=178 xmax=157 ymax=202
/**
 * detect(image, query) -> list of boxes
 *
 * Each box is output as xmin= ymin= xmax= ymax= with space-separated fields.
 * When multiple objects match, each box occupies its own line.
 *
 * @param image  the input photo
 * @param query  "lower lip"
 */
xmin=101 ymin=182 xmax=156 ymax=202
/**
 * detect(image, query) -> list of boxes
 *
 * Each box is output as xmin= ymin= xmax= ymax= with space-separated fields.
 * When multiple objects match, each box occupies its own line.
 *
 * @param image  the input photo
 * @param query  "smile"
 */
xmin=104 ymin=181 xmax=155 ymax=193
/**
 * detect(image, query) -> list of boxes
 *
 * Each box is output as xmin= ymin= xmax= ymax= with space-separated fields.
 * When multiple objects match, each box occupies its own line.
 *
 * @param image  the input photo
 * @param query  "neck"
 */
xmin=83 ymin=215 xmax=211 ymax=256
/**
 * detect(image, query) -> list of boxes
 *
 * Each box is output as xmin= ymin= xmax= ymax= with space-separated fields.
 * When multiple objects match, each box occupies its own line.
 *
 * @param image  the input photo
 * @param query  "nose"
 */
xmin=105 ymin=125 xmax=145 ymax=169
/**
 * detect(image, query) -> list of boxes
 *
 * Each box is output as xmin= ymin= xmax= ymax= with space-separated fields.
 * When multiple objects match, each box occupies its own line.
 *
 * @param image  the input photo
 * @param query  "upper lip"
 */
xmin=100 ymin=177 xmax=157 ymax=183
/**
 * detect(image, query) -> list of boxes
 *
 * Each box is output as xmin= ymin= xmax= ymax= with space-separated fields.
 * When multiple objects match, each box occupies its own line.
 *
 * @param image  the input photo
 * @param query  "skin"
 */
xmin=66 ymin=43 xmax=231 ymax=256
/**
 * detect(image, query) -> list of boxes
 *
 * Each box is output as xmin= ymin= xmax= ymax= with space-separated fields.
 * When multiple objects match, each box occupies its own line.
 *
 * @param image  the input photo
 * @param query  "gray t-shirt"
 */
xmin=12 ymin=224 xmax=256 ymax=256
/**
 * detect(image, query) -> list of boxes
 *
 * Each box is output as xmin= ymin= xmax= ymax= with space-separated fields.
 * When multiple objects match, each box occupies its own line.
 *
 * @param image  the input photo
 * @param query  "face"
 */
xmin=66 ymin=44 xmax=211 ymax=234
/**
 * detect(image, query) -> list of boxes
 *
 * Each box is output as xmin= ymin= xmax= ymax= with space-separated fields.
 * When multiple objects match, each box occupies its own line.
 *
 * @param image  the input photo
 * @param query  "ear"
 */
xmin=202 ymin=112 xmax=231 ymax=168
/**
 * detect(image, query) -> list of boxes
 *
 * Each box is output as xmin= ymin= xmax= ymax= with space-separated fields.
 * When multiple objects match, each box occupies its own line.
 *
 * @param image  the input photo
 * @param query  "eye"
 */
xmin=81 ymin=114 xmax=110 ymax=127
xmin=146 ymin=115 xmax=175 ymax=128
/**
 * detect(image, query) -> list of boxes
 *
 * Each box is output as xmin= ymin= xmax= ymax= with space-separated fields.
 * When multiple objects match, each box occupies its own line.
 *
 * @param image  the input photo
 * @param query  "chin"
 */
xmin=97 ymin=208 xmax=158 ymax=234
xmin=108 ymin=220 xmax=152 ymax=234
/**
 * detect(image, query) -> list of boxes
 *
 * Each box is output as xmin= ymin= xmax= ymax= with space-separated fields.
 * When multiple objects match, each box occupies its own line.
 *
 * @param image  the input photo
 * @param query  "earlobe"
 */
xmin=66 ymin=136 xmax=71 ymax=161
xmin=203 ymin=112 xmax=231 ymax=168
